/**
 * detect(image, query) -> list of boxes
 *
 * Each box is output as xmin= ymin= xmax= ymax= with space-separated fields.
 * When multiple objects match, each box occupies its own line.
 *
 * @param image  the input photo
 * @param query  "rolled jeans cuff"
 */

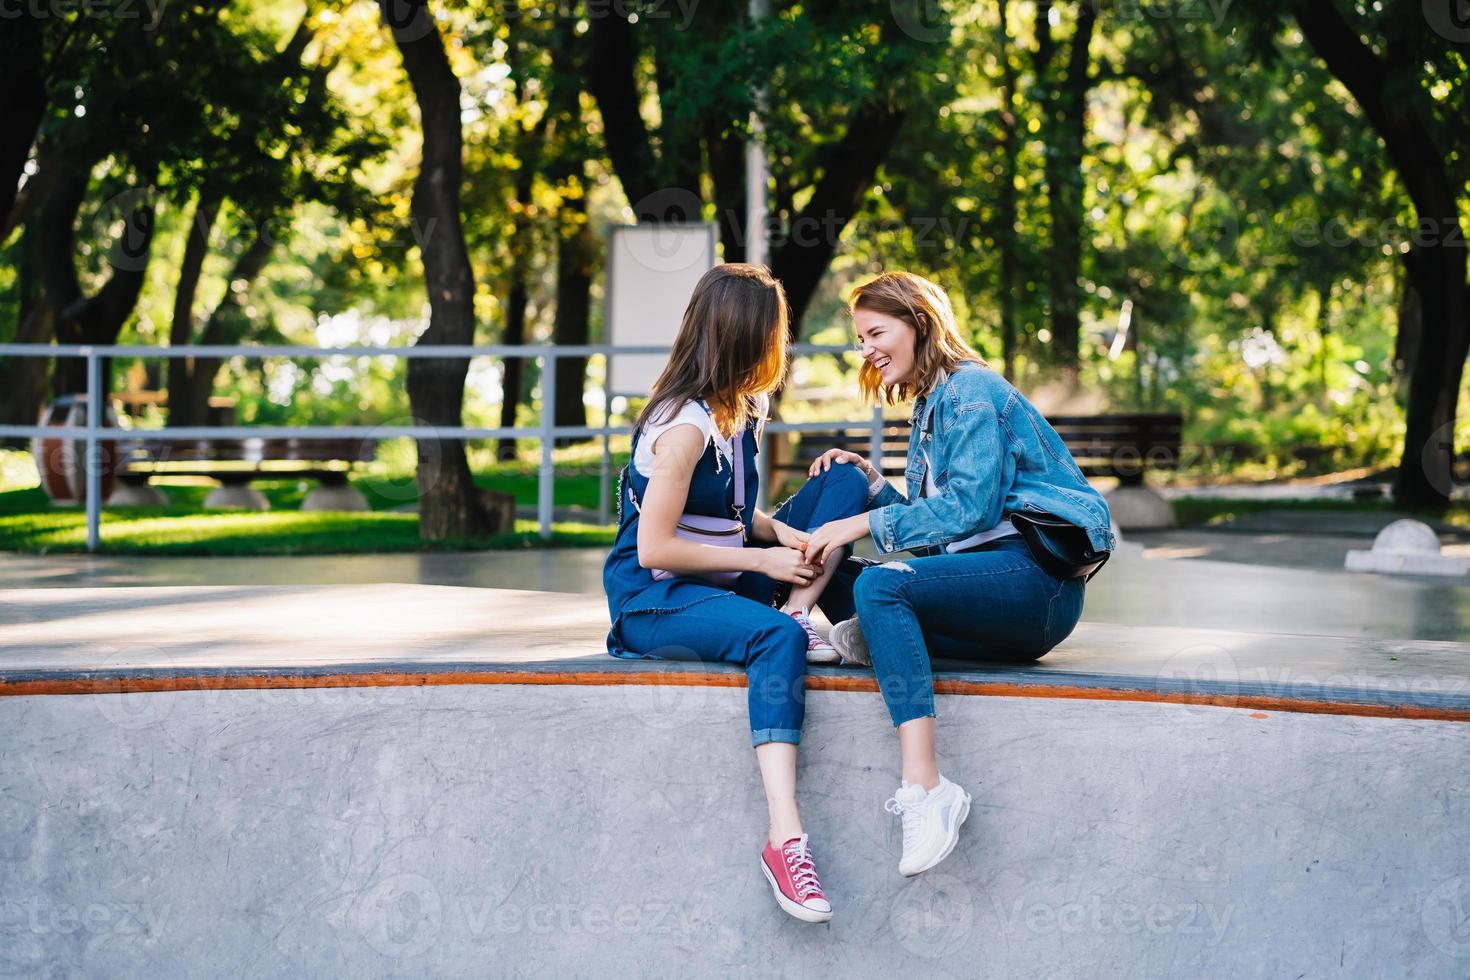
xmin=752 ymin=727 xmax=802 ymax=748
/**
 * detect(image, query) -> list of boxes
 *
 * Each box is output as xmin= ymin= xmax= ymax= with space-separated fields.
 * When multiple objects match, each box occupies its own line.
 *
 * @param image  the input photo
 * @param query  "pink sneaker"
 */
xmin=760 ymin=834 xmax=833 ymax=923
xmin=789 ymin=608 xmax=839 ymax=664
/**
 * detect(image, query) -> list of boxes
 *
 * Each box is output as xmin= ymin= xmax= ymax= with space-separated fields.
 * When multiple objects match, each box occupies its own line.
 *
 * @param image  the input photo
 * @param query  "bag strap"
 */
xmin=625 ymin=425 xmax=747 ymax=523
xmin=731 ymin=429 xmax=745 ymax=522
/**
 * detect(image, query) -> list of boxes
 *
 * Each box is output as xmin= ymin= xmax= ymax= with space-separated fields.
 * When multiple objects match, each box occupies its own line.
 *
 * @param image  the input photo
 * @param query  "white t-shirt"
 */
xmin=633 ymin=395 xmax=765 ymax=478
xmin=921 ymin=449 xmax=1018 ymax=552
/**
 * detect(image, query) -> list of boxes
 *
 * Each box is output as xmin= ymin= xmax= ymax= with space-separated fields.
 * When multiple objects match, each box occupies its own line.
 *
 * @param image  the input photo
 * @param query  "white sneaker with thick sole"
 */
xmin=884 ymin=775 xmax=972 ymax=877
xmin=829 ymin=616 xmax=871 ymax=667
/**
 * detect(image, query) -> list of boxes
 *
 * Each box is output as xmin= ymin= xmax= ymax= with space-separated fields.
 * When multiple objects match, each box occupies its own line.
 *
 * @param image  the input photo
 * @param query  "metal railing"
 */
xmin=0 ymin=342 xmax=886 ymax=553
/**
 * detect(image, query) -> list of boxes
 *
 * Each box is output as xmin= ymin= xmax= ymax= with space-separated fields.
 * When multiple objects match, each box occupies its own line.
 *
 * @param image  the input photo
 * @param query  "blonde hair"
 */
xmin=849 ymin=271 xmax=986 ymax=405
xmin=638 ymin=264 xmax=789 ymax=438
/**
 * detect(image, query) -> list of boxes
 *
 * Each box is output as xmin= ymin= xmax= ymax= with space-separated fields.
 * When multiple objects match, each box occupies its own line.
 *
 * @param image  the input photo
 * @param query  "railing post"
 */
xmin=869 ymin=404 xmax=884 ymax=477
xmin=599 ymin=357 xmax=613 ymax=525
xmin=85 ymin=348 xmax=101 ymax=553
xmin=538 ymin=347 xmax=556 ymax=542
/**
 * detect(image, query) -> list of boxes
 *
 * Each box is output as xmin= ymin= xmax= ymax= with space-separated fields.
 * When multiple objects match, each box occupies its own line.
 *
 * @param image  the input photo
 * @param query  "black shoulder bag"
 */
xmin=1008 ymin=511 xmax=1111 ymax=582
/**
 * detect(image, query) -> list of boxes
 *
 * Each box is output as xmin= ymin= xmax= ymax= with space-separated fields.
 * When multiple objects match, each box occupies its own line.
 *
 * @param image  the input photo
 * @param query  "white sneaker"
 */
xmin=884 ymin=775 xmax=972 ymax=876
xmin=790 ymin=608 xmax=840 ymax=664
xmin=829 ymin=616 xmax=871 ymax=667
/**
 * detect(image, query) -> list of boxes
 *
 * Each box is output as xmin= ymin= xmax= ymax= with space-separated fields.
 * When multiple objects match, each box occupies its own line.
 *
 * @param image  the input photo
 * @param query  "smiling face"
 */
xmin=853 ymin=308 xmax=918 ymax=388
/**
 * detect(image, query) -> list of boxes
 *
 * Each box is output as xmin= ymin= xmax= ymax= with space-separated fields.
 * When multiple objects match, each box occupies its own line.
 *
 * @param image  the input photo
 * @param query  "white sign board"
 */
xmin=606 ymin=223 xmax=718 ymax=396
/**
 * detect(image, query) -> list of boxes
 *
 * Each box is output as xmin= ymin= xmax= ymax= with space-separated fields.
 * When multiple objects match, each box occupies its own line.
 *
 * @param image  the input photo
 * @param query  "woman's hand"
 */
xmin=805 ymin=513 xmax=872 ymax=567
xmin=808 ymin=448 xmax=874 ymax=480
xmin=771 ymin=519 xmax=810 ymax=552
xmin=759 ymin=546 xmax=820 ymax=585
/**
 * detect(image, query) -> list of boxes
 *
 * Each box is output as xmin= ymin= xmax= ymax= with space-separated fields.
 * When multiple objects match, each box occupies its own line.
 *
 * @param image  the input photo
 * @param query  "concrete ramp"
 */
xmin=3 ymin=585 xmax=1469 ymax=977
xmin=4 ymin=683 xmax=1469 ymax=977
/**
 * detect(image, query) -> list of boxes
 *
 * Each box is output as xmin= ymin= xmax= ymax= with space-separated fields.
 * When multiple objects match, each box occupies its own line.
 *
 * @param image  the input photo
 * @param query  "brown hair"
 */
xmin=637 ymin=264 xmax=789 ymax=438
xmin=849 ymin=271 xmax=986 ymax=405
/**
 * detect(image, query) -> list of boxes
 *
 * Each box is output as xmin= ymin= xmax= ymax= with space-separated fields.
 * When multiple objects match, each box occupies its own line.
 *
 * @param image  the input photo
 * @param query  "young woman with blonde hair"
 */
xmin=804 ymin=271 xmax=1113 ymax=878
xmin=603 ymin=263 xmax=870 ymax=923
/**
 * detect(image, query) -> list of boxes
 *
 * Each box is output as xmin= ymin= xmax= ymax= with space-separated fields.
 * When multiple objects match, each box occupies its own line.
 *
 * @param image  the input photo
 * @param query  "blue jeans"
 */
xmin=613 ymin=464 xmax=869 ymax=746
xmin=849 ymin=536 xmax=1085 ymax=727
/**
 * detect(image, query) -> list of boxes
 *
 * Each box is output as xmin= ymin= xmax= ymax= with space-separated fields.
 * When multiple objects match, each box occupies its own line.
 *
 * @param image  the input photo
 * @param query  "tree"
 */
xmin=1285 ymin=0 xmax=1468 ymax=508
xmin=585 ymin=0 xmax=932 ymax=335
xmin=380 ymin=0 xmax=494 ymax=539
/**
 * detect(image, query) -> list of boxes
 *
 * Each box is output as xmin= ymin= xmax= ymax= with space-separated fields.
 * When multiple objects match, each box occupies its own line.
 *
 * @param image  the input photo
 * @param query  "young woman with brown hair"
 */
xmin=804 ymin=271 xmax=1114 ymax=879
xmin=603 ymin=263 xmax=870 ymax=923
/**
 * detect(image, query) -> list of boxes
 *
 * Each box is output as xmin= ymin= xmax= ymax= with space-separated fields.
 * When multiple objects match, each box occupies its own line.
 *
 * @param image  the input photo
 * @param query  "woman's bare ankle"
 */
xmin=768 ymin=820 xmax=805 ymax=846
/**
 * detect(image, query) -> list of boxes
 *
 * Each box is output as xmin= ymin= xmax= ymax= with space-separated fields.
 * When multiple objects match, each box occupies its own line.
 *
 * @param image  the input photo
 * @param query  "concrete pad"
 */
xmin=1105 ymin=485 xmax=1176 ymax=530
xmin=203 ymin=485 xmax=270 ymax=510
xmin=300 ymin=483 xmax=371 ymax=512
xmin=2 ymin=585 xmax=1468 ymax=714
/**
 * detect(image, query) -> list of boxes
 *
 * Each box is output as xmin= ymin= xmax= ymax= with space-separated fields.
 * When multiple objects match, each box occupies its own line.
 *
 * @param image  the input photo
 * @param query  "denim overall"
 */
xmin=603 ymin=403 xmax=869 ymax=747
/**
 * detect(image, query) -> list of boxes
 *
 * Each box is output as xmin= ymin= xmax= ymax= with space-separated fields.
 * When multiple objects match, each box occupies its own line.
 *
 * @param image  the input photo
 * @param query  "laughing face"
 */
xmin=853 ymin=307 xmax=918 ymax=388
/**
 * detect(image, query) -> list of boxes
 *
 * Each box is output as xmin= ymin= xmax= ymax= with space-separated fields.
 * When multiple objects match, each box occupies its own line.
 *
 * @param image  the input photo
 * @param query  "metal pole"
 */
xmin=85 ymin=349 xmax=101 ymax=553
xmin=746 ymin=0 xmax=770 ymax=269
xmin=749 ymin=0 xmax=770 ymax=507
xmin=538 ymin=349 xmax=556 ymax=542
xmin=599 ymin=357 xmax=613 ymax=525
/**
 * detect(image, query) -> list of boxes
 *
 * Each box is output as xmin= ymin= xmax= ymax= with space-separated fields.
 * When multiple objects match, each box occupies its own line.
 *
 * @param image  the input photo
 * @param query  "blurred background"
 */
xmin=1 ymin=0 xmax=1466 ymax=554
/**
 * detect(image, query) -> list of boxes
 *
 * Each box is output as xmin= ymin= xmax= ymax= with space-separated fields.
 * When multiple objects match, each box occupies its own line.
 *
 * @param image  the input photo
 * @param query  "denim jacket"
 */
xmin=866 ymin=362 xmax=1115 ymax=556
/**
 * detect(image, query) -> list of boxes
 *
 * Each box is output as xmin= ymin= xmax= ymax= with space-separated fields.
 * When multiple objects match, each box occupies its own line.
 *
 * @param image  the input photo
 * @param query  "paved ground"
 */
xmin=4 ymin=532 xmax=1469 ymax=642
xmin=3 ymin=583 xmax=1467 ymax=715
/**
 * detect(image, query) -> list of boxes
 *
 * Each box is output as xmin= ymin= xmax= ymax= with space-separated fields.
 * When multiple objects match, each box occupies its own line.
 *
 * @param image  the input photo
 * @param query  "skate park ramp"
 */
xmin=3 ymin=583 xmax=1470 ymax=977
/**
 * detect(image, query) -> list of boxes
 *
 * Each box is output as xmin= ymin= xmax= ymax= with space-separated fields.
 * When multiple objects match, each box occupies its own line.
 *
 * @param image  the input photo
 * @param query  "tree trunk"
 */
xmin=497 ymin=280 xmax=529 ymax=462
xmin=164 ymin=190 xmax=221 ymax=424
xmin=0 ymin=222 xmax=55 ymax=433
xmin=769 ymin=100 xmax=908 ymax=333
xmin=705 ymin=116 xmax=748 ymax=263
xmin=1291 ymin=0 xmax=1467 ymax=509
xmin=381 ymin=0 xmax=490 ymax=539
xmin=586 ymin=9 xmax=661 ymax=214
xmin=995 ymin=0 xmax=1020 ymax=380
xmin=1035 ymin=0 xmax=1095 ymax=383
xmin=40 ymin=153 xmax=157 ymax=398
xmin=170 ymin=227 xmax=274 ymax=428
xmin=553 ymin=187 xmax=594 ymax=445
xmin=0 ymin=10 xmax=46 ymax=226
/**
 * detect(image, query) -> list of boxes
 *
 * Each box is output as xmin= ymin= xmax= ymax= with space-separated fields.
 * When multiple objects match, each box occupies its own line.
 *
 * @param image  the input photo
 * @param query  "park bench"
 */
xmin=770 ymin=411 xmax=1183 ymax=529
xmin=1044 ymin=414 xmax=1183 ymax=484
xmin=114 ymin=437 xmax=377 ymax=511
xmin=773 ymin=413 xmax=1183 ymax=483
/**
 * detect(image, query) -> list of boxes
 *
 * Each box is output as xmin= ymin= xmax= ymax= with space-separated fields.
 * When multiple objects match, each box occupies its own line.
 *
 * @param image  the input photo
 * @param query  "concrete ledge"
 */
xmin=3 ymin=585 xmax=1469 ymax=718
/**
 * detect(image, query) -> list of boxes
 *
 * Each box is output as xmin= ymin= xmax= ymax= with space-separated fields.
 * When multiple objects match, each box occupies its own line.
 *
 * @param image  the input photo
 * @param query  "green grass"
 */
xmin=0 ymin=448 xmax=622 ymax=555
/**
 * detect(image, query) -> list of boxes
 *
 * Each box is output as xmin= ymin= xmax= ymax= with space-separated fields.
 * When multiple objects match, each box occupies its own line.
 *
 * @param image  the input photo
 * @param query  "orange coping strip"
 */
xmin=2 ymin=668 xmax=1468 ymax=723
